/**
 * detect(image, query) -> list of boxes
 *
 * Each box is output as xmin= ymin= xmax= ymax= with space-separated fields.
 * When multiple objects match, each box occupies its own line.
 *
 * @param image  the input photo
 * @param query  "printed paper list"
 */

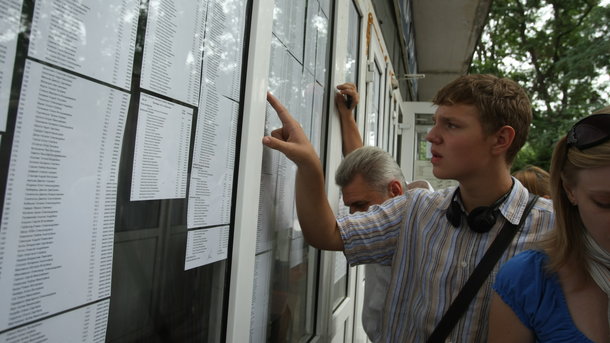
xmin=28 ymin=0 xmax=139 ymax=90
xmin=0 ymin=60 xmax=128 ymax=331
xmin=131 ymin=93 xmax=192 ymax=201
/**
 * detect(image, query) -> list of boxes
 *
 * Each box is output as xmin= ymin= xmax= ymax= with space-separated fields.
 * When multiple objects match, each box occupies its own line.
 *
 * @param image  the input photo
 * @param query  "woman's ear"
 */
xmin=562 ymin=177 xmax=577 ymax=205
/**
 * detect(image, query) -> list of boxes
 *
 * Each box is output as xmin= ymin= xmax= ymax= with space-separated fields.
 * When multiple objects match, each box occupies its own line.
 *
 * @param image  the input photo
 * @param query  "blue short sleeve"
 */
xmin=492 ymin=250 xmax=548 ymax=330
xmin=493 ymin=250 xmax=595 ymax=342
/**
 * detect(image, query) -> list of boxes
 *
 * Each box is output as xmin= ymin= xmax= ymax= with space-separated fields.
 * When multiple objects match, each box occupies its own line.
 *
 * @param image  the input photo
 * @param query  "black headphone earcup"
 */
xmin=446 ymin=200 xmax=462 ymax=227
xmin=467 ymin=206 xmax=497 ymax=233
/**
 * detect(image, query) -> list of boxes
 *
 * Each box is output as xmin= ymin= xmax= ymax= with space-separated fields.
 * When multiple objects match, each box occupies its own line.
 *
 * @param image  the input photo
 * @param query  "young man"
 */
xmin=263 ymin=74 xmax=554 ymax=341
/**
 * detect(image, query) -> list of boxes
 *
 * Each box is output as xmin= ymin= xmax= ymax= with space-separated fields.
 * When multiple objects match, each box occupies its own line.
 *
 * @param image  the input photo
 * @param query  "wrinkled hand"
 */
xmin=262 ymin=92 xmax=319 ymax=166
xmin=334 ymin=83 xmax=363 ymax=154
xmin=335 ymin=83 xmax=359 ymax=113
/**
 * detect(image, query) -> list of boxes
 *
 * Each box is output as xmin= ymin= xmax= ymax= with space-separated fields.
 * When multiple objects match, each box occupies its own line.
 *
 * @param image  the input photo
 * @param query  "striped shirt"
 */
xmin=338 ymin=179 xmax=554 ymax=342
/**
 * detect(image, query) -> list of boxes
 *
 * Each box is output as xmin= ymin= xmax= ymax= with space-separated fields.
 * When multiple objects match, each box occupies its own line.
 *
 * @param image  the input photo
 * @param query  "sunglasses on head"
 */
xmin=566 ymin=113 xmax=610 ymax=150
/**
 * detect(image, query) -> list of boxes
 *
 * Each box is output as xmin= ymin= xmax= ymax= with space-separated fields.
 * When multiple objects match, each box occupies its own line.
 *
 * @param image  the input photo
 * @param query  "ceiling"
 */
xmin=411 ymin=0 xmax=492 ymax=101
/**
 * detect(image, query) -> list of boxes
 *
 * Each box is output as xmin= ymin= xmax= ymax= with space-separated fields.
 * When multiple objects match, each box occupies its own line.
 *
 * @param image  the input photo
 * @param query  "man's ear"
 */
xmin=388 ymin=180 xmax=404 ymax=196
xmin=491 ymin=125 xmax=515 ymax=156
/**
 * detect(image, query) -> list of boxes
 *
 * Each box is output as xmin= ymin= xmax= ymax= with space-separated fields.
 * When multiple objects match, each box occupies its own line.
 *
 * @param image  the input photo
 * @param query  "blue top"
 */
xmin=493 ymin=250 xmax=594 ymax=342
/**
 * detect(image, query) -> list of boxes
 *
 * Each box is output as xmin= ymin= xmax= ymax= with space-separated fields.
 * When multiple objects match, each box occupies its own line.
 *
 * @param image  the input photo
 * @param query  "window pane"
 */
xmin=367 ymin=60 xmax=382 ymax=147
xmin=345 ymin=1 xmax=361 ymax=85
xmin=251 ymin=0 xmax=334 ymax=341
xmin=0 ymin=0 xmax=251 ymax=341
xmin=331 ymin=1 xmax=360 ymax=307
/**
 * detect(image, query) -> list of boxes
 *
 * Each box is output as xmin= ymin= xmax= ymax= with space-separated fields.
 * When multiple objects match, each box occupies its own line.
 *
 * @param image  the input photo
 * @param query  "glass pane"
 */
xmin=396 ymin=109 xmax=403 ymax=163
xmin=345 ymin=0 xmax=361 ymax=84
xmin=0 ymin=0 xmax=251 ymax=341
xmin=251 ymin=0 xmax=334 ymax=341
xmin=367 ymin=60 xmax=382 ymax=147
xmin=383 ymin=72 xmax=391 ymax=150
xmin=331 ymin=252 xmax=349 ymax=310
xmin=389 ymin=98 xmax=396 ymax=157
xmin=331 ymin=0 xmax=361 ymax=306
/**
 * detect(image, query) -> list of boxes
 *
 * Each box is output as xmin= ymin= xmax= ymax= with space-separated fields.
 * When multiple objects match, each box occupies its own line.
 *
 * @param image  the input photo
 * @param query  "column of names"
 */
xmin=131 ymin=93 xmax=192 ymax=201
xmin=0 ymin=60 xmax=128 ymax=331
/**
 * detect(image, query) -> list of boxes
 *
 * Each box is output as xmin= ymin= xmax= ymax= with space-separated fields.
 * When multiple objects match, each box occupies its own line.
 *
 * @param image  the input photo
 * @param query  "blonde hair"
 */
xmin=541 ymin=136 xmax=610 ymax=272
xmin=512 ymin=165 xmax=551 ymax=198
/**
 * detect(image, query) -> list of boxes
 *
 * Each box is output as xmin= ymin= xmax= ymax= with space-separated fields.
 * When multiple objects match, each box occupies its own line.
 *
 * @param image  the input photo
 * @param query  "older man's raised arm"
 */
xmin=334 ymin=83 xmax=362 ymax=156
xmin=262 ymin=92 xmax=344 ymax=251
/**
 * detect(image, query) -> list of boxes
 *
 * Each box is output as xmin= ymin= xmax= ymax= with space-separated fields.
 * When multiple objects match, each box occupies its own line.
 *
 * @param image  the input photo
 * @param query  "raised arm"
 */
xmin=335 ymin=83 xmax=362 ymax=156
xmin=262 ymin=92 xmax=344 ymax=251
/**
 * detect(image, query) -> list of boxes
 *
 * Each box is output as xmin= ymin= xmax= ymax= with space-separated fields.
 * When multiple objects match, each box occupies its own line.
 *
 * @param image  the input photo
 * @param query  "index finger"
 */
xmin=267 ymin=92 xmax=296 ymax=125
xmin=336 ymin=82 xmax=356 ymax=91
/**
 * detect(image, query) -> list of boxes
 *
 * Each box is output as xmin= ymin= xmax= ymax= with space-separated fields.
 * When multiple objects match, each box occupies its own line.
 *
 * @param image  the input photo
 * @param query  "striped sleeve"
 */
xmin=338 ymin=195 xmax=407 ymax=266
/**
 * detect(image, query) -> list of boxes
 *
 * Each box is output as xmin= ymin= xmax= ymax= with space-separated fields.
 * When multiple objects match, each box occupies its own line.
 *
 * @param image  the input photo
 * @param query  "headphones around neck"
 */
xmin=446 ymin=188 xmax=512 ymax=233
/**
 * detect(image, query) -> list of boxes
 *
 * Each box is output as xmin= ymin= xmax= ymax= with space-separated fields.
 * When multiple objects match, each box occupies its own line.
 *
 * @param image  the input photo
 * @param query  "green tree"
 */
xmin=470 ymin=0 xmax=610 ymax=171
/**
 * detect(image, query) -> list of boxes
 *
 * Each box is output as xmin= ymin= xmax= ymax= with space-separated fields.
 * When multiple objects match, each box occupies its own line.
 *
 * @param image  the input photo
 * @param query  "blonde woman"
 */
xmin=488 ymin=111 xmax=610 ymax=342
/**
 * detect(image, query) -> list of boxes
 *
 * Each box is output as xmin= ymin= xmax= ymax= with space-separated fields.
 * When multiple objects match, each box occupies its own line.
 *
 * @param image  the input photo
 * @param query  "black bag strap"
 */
xmin=426 ymin=193 xmax=539 ymax=343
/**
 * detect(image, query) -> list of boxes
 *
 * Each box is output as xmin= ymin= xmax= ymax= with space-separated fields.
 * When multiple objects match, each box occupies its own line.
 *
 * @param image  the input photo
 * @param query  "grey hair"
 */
xmin=335 ymin=146 xmax=407 ymax=193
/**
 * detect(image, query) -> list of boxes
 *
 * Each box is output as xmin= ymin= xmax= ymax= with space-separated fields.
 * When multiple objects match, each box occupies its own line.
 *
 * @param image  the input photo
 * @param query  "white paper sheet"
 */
xmin=0 ymin=300 xmax=110 ymax=343
xmin=0 ymin=0 xmax=22 ymax=131
xmin=268 ymin=40 xmax=307 ymax=132
xmin=319 ymin=0 xmax=331 ymax=17
xmin=345 ymin=1 xmax=360 ymax=84
xmin=249 ymin=251 xmax=272 ymax=343
xmin=286 ymin=49 xmax=303 ymax=120
xmin=311 ymin=82 xmax=324 ymax=155
xmin=255 ymin=173 xmax=276 ymax=255
xmin=271 ymin=0 xmax=289 ymax=56
xmin=187 ymin=94 xmax=237 ymax=228
xmin=267 ymin=37 xmax=290 ymax=114
xmin=256 ymin=124 xmax=279 ymax=255
xmin=274 ymin=154 xmax=296 ymax=231
xmin=0 ymin=60 xmax=127 ymax=331
xmin=131 ymin=93 xmax=192 ymax=201
xmin=272 ymin=0 xmax=305 ymax=63
xmin=300 ymin=71 xmax=315 ymax=144
xmin=303 ymin=0 xmax=318 ymax=75
xmin=200 ymin=0 xmax=247 ymax=102
xmin=28 ymin=0 xmax=139 ymax=90
xmin=140 ymin=0 xmax=207 ymax=106
xmin=185 ymin=0 xmax=246 ymax=229
xmin=314 ymin=9 xmax=329 ymax=85
xmin=184 ymin=226 xmax=230 ymax=270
